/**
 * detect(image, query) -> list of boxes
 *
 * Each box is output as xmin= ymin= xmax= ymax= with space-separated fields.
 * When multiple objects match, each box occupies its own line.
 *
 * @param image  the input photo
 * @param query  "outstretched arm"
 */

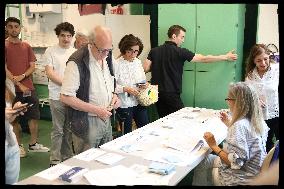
xmin=192 ymin=50 xmax=237 ymax=63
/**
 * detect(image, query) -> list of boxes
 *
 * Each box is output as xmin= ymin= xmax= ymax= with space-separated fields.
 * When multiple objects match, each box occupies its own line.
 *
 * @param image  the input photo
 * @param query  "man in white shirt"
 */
xmin=60 ymin=26 xmax=120 ymax=154
xmin=44 ymin=22 xmax=76 ymax=166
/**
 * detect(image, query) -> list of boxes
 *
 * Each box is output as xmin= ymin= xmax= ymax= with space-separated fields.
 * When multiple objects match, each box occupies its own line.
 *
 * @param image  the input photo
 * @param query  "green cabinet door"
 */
xmin=158 ymin=4 xmax=196 ymax=49
xmin=194 ymin=4 xmax=244 ymax=109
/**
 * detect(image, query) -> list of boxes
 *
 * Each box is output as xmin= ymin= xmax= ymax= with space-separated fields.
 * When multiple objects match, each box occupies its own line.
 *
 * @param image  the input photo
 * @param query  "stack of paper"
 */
xmin=148 ymin=162 xmax=175 ymax=175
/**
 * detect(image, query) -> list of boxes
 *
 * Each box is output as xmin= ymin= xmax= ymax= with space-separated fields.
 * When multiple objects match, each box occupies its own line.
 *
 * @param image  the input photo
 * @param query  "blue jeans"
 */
xmin=5 ymin=143 xmax=20 ymax=184
xmin=116 ymin=105 xmax=149 ymax=134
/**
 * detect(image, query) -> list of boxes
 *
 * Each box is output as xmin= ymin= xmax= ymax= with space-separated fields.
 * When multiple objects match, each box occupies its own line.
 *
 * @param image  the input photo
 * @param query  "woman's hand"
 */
xmin=203 ymin=132 xmax=217 ymax=149
xmin=137 ymin=82 xmax=149 ymax=90
xmin=5 ymin=101 xmax=27 ymax=122
xmin=219 ymin=110 xmax=231 ymax=127
xmin=124 ymin=86 xmax=139 ymax=96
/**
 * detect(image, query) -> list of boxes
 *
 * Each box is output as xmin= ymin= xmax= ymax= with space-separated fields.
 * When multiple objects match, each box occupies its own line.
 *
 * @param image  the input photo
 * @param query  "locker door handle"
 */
xmin=197 ymin=70 xmax=209 ymax=72
xmin=184 ymin=69 xmax=194 ymax=71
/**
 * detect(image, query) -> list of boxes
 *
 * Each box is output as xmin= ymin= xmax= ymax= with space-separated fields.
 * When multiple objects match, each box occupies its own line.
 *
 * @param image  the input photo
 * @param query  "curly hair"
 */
xmin=5 ymin=17 xmax=20 ymax=26
xmin=118 ymin=34 xmax=143 ymax=57
xmin=245 ymin=44 xmax=272 ymax=79
xmin=167 ymin=25 xmax=186 ymax=39
xmin=228 ymin=82 xmax=266 ymax=136
xmin=54 ymin=22 xmax=75 ymax=36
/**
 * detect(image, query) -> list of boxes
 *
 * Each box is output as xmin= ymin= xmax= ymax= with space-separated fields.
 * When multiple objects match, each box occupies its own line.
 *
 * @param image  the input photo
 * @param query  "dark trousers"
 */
xmin=156 ymin=92 xmax=184 ymax=118
xmin=116 ymin=104 xmax=149 ymax=134
xmin=265 ymin=117 xmax=279 ymax=152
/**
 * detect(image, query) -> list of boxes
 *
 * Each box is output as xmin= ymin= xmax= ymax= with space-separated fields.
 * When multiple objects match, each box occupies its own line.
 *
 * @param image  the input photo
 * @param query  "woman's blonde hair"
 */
xmin=228 ymin=82 xmax=265 ymax=135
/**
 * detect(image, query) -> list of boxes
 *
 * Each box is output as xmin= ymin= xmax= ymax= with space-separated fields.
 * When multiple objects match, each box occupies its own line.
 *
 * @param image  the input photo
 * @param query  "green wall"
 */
xmin=130 ymin=4 xmax=143 ymax=15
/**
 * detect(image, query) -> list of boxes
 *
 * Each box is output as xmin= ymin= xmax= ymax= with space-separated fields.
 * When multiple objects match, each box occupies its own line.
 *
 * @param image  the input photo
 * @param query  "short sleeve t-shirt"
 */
xmin=5 ymin=40 xmax=37 ymax=92
xmin=147 ymin=41 xmax=195 ymax=93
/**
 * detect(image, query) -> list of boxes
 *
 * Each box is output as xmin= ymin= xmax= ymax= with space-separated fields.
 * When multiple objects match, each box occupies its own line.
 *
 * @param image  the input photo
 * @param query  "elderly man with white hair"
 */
xmin=60 ymin=26 xmax=120 ymax=154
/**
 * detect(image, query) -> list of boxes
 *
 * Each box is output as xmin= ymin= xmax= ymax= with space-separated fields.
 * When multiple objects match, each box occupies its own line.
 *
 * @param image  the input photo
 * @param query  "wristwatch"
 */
xmin=22 ymin=73 xmax=26 ymax=78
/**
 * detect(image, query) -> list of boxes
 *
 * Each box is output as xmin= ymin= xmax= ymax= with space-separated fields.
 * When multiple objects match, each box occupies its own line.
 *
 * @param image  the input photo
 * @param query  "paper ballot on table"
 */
xmin=35 ymin=164 xmax=72 ymax=180
xmin=73 ymin=148 xmax=106 ymax=162
xmin=163 ymin=136 xmax=204 ymax=153
xmin=94 ymin=152 xmax=125 ymax=165
xmin=84 ymin=165 xmax=137 ymax=185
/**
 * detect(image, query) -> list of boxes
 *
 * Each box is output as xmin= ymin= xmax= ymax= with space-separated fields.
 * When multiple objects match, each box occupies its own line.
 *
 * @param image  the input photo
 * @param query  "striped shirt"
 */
xmin=217 ymin=118 xmax=268 ymax=186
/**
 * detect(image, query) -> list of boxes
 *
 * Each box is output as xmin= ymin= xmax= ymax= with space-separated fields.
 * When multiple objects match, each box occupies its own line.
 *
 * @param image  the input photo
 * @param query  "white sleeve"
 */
xmin=113 ymin=59 xmax=124 ymax=94
xmin=42 ymin=47 xmax=53 ymax=67
xmin=60 ymin=61 xmax=80 ymax=97
xmin=137 ymin=59 xmax=146 ymax=82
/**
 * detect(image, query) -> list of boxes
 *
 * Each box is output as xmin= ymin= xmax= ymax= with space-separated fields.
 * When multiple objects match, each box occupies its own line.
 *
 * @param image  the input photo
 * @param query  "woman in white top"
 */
xmin=192 ymin=82 xmax=268 ymax=186
xmin=245 ymin=44 xmax=279 ymax=152
xmin=114 ymin=34 xmax=149 ymax=134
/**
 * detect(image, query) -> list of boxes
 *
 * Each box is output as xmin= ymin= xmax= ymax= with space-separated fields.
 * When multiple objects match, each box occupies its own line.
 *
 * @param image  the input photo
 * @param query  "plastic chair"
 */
xmin=261 ymin=140 xmax=279 ymax=172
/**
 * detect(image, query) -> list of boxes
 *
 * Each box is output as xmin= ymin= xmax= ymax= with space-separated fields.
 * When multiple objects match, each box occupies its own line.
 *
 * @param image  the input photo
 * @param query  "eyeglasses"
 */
xmin=126 ymin=49 xmax=139 ymax=54
xmin=93 ymin=42 xmax=113 ymax=54
xmin=225 ymin=98 xmax=235 ymax=101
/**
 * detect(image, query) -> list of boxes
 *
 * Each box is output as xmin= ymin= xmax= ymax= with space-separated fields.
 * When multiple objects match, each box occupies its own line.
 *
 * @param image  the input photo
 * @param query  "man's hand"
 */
xmin=17 ymin=83 xmax=30 ymax=93
xmin=95 ymin=107 xmax=112 ymax=121
xmin=226 ymin=49 xmax=238 ymax=61
xmin=110 ymin=94 xmax=121 ymax=110
xmin=13 ymin=74 xmax=25 ymax=82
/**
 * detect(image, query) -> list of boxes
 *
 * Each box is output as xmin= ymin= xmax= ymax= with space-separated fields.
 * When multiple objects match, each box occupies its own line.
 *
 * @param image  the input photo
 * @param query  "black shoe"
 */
xmin=49 ymin=164 xmax=57 ymax=167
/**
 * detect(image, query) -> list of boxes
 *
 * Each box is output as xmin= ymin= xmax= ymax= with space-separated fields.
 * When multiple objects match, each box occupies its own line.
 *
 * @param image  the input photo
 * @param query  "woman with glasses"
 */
xmin=245 ymin=44 xmax=279 ymax=152
xmin=192 ymin=82 xmax=269 ymax=186
xmin=114 ymin=34 xmax=149 ymax=134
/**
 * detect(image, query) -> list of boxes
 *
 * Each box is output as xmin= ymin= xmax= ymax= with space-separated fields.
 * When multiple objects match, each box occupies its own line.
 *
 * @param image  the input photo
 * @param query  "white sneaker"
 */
xmin=28 ymin=143 xmax=50 ymax=152
xmin=19 ymin=144 xmax=27 ymax=158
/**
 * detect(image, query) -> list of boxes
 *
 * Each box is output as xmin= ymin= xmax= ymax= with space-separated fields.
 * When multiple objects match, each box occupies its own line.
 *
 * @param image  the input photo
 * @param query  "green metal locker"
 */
xmin=158 ymin=4 xmax=245 ymax=109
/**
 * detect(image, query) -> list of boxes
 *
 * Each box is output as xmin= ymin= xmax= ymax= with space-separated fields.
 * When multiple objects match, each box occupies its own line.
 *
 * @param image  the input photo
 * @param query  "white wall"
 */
xmin=257 ymin=4 xmax=279 ymax=52
xmin=62 ymin=4 xmax=105 ymax=33
xmin=21 ymin=4 xmax=63 ymax=47
xmin=21 ymin=4 xmax=150 ymax=58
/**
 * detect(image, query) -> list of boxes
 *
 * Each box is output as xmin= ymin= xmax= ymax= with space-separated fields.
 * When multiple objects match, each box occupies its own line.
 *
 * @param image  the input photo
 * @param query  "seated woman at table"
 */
xmin=192 ymin=82 xmax=269 ymax=186
xmin=114 ymin=34 xmax=149 ymax=134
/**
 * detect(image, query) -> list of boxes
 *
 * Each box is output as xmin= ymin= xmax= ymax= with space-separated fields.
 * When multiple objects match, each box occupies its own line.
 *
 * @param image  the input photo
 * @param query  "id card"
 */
xmin=23 ymin=90 xmax=31 ymax=97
